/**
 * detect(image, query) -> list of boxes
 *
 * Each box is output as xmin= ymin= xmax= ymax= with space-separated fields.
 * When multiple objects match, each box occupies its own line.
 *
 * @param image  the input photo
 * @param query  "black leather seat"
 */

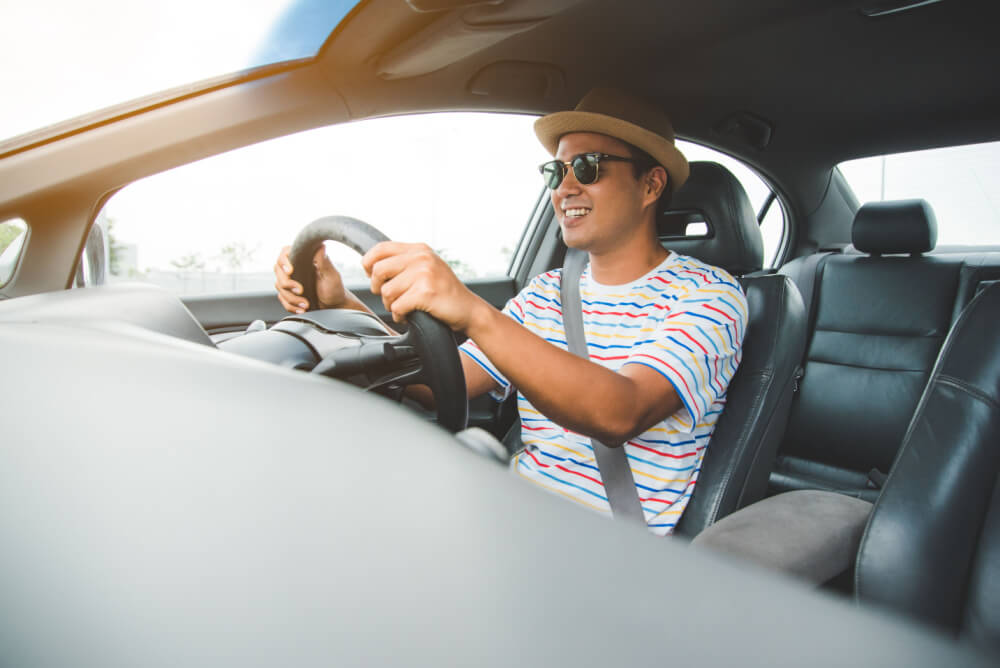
xmin=665 ymin=162 xmax=807 ymax=536
xmin=855 ymin=281 xmax=1000 ymax=652
xmin=772 ymin=200 xmax=960 ymax=501
xmin=693 ymin=283 xmax=1000 ymax=639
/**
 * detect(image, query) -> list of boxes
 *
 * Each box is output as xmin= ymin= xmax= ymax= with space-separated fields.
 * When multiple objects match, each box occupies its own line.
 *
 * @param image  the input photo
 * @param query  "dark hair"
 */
xmin=623 ymin=141 xmax=673 ymax=209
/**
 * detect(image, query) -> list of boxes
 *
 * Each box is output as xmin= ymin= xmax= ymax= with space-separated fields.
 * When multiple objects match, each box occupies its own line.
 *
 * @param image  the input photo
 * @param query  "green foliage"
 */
xmin=0 ymin=222 xmax=25 ymax=256
xmin=170 ymin=252 xmax=206 ymax=272
xmin=217 ymin=242 xmax=257 ymax=271
xmin=435 ymin=247 xmax=476 ymax=279
xmin=104 ymin=217 xmax=127 ymax=276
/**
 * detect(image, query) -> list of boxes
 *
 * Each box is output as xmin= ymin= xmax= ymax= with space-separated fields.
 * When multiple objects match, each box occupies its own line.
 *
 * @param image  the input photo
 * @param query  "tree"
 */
xmin=217 ymin=242 xmax=258 ymax=290
xmin=217 ymin=242 xmax=257 ymax=272
xmin=170 ymin=253 xmax=206 ymax=272
xmin=435 ymin=247 xmax=476 ymax=279
xmin=104 ymin=217 xmax=128 ymax=276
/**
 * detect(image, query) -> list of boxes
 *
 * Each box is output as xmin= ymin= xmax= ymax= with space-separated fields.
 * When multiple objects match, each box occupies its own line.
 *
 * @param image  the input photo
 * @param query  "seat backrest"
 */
xmin=855 ymin=282 xmax=1000 ymax=653
xmin=667 ymin=162 xmax=807 ymax=536
xmin=773 ymin=200 xmax=962 ymax=500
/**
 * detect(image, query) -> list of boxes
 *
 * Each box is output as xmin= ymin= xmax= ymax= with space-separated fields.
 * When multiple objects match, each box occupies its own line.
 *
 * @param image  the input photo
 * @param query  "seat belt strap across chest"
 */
xmin=561 ymin=248 xmax=647 ymax=526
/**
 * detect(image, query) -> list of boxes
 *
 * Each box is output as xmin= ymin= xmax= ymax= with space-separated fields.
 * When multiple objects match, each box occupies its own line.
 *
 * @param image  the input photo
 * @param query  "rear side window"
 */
xmin=677 ymin=141 xmax=787 ymax=268
xmin=839 ymin=140 xmax=1000 ymax=246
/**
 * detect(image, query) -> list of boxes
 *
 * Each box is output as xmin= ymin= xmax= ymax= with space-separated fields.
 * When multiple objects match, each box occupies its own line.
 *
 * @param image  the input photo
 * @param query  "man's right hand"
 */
xmin=274 ymin=245 xmax=350 ymax=313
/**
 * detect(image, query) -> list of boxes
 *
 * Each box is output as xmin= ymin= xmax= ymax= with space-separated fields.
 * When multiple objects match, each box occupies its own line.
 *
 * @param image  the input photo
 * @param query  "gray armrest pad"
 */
xmin=691 ymin=490 xmax=873 ymax=584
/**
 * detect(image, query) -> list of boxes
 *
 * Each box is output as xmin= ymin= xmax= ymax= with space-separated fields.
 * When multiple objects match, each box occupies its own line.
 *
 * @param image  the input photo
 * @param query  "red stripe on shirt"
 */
xmin=705 ymin=303 xmax=737 ymax=326
xmin=665 ymin=328 xmax=710 ymax=355
xmin=524 ymin=449 xmax=605 ymax=488
xmin=632 ymin=354 xmax=696 ymax=408
xmin=583 ymin=309 xmax=647 ymax=318
xmin=681 ymin=269 xmax=710 ymax=282
xmin=525 ymin=299 xmax=562 ymax=314
xmin=628 ymin=442 xmax=704 ymax=459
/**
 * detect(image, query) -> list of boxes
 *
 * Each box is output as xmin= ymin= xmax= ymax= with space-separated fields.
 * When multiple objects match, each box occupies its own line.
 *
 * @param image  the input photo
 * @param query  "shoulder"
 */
xmin=660 ymin=254 xmax=748 ymax=317
xmin=660 ymin=253 xmax=739 ymax=288
xmin=520 ymin=268 xmax=563 ymax=295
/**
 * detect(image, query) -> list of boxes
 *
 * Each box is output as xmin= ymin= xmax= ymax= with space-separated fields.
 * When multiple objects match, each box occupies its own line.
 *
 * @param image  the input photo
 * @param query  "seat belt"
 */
xmin=561 ymin=248 xmax=647 ymax=526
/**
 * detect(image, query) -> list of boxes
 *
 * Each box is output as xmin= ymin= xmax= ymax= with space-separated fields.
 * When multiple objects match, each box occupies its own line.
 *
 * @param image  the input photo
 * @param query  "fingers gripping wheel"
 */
xmin=289 ymin=216 xmax=468 ymax=432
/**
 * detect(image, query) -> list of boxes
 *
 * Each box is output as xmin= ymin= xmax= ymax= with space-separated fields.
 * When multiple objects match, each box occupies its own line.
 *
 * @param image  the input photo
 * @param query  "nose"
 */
xmin=554 ymin=161 xmax=583 ymax=197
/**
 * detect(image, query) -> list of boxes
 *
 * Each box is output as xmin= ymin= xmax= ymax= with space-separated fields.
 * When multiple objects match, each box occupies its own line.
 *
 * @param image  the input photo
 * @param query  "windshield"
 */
xmin=0 ymin=0 xmax=359 ymax=145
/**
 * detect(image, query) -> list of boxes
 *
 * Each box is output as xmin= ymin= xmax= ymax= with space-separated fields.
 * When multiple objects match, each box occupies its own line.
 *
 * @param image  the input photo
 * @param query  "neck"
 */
xmin=588 ymin=235 xmax=668 ymax=285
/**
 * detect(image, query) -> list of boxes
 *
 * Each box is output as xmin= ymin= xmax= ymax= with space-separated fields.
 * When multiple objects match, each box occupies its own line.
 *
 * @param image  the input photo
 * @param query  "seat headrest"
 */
xmin=852 ymin=199 xmax=937 ymax=255
xmin=659 ymin=161 xmax=764 ymax=275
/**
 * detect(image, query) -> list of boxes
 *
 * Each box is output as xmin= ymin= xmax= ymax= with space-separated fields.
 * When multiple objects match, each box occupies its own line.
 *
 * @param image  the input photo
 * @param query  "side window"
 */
xmin=676 ymin=140 xmax=787 ymax=268
xmin=99 ymin=113 xmax=551 ymax=296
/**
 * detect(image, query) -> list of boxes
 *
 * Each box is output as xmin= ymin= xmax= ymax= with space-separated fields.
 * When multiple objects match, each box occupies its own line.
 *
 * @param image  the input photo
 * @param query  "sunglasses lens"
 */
xmin=572 ymin=154 xmax=599 ymax=185
xmin=540 ymin=161 xmax=565 ymax=189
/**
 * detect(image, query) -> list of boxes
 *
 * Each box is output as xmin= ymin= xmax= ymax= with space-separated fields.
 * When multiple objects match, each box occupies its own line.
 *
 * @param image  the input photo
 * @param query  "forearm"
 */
xmin=465 ymin=298 xmax=669 ymax=444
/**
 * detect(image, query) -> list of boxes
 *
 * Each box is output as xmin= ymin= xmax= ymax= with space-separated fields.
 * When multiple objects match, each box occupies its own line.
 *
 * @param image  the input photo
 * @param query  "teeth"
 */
xmin=564 ymin=208 xmax=590 ymax=217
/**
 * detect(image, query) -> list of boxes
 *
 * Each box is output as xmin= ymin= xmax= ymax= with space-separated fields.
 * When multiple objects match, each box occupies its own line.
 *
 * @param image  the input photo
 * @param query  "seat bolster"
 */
xmin=855 ymin=283 xmax=1000 ymax=635
xmin=692 ymin=490 xmax=873 ymax=584
xmin=675 ymin=274 xmax=806 ymax=536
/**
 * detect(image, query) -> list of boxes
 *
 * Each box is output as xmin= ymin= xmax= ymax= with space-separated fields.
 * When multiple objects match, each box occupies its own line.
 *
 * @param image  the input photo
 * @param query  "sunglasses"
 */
xmin=538 ymin=152 xmax=638 ymax=190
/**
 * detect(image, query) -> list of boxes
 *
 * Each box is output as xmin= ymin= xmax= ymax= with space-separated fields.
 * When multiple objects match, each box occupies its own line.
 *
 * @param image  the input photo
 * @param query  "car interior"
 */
xmin=1 ymin=0 xmax=998 ymax=664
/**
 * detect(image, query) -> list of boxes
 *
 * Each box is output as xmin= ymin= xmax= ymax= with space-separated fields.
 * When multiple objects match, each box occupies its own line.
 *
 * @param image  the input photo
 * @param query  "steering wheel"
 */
xmin=288 ymin=216 xmax=468 ymax=432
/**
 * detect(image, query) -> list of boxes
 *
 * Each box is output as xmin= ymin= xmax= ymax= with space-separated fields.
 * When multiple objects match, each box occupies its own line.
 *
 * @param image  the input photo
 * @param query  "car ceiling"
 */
xmin=320 ymin=0 xmax=1000 ymax=208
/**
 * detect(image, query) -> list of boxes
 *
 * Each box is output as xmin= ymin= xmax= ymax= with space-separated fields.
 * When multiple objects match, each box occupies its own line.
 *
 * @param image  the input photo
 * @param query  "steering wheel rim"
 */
xmin=288 ymin=216 xmax=468 ymax=432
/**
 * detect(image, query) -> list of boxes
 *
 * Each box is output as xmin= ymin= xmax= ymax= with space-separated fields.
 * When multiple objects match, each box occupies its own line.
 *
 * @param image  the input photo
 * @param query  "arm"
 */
xmin=363 ymin=242 xmax=683 ymax=445
xmin=466 ymin=303 xmax=682 ymax=444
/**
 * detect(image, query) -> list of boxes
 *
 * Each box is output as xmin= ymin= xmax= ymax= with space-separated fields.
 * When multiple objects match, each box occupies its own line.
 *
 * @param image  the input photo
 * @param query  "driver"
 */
xmin=273 ymin=89 xmax=747 ymax=536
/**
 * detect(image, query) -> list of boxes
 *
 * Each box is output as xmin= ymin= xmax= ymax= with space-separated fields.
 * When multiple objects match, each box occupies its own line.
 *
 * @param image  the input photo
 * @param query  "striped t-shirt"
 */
xmin=460 ymin=252 xmax=748 ymax=535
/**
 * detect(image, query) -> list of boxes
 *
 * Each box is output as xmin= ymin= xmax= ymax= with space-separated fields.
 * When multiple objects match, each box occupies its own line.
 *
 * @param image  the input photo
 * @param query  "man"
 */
xmin=274 ymin=89 xmax=747 ymax=535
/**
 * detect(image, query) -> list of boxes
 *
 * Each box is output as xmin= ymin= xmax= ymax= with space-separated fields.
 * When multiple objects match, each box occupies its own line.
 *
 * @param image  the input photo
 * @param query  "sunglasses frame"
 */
xmin=538 ymin=152 xmax=637 ymax=190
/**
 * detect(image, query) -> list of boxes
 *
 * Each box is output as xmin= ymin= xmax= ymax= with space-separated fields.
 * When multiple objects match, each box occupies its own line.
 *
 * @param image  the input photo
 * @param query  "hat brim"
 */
xmin=534 ymin=111 xmax=689 ymax=191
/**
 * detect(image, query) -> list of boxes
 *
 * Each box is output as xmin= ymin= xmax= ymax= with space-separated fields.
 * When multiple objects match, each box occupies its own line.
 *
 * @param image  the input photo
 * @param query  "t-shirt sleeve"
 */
xmin=623 ymin=280 xmax=748 ymax=431
xmin=458 ymin=285 xmax=531 ymax=401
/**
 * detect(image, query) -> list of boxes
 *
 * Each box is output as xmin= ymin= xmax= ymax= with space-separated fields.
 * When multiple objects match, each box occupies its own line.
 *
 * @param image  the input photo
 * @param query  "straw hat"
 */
xmin=534 ymin=88 xmax=689 ymax=191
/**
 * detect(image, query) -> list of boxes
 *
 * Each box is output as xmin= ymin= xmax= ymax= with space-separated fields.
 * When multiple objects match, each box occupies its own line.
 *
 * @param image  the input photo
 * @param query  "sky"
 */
xmin=0 ymin=0 xmax=303 ymax=142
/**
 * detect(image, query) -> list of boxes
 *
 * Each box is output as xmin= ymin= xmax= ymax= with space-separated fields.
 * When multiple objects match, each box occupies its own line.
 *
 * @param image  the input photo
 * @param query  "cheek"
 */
xmin=550 ymin=191 xmax=563 ymax=217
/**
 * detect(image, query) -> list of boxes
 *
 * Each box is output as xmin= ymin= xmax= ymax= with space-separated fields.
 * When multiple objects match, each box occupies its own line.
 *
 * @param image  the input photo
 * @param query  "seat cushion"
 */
xmin=693 ymin=490 xmax=873 ymax=584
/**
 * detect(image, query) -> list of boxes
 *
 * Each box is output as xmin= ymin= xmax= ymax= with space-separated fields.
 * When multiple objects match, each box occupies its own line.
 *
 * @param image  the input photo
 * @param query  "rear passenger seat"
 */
xmin=770 ymin=199 xmax=1000 ymax=501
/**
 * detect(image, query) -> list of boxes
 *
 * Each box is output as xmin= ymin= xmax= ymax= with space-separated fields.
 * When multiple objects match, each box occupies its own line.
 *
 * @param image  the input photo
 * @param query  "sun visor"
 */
xmin=377 ymin=0 xmax=583 ymax=80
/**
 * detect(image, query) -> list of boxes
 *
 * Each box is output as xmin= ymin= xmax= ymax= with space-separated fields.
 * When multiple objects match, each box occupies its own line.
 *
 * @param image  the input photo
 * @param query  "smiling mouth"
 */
xmin=563 ymin=207 xmax=591 ymax=218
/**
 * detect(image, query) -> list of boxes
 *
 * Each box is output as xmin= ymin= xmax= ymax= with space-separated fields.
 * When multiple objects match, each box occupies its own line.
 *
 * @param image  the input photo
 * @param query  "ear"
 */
xmin=642 ymin=166 xmax=668 ymax=207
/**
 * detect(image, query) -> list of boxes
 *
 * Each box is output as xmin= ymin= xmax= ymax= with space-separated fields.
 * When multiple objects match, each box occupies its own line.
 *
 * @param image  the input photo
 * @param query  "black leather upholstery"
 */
xmin=852 ymin=199 xmax=937 ymax=255
xmin=773 ymin=200 xmax=965 ymax=500
xmin=660 ymin=161 xmax=765 ymax=275
xmin=855 ymin=283 xmax=1000 ymax=653
xmin=671 ymin=163 xmax=807 ymax=536
xmin=776 ymin=256 xmax=962 ymax=492
xmin=676 ymin=273 xmax=806 ymax=535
